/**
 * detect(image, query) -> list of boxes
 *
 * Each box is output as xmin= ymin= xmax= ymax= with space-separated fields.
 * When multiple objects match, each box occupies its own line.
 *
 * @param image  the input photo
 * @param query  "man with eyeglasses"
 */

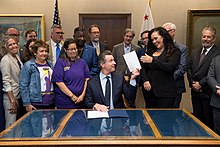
xmin=46 ymin=24 xmax=64 ymax=65
xmin=6 ymin=28 xmax=20 ymax=42
xmin=163 ymin=22 xmax=187 ymax=108
xmin=87 ymin=24 xmax=110 ymax=56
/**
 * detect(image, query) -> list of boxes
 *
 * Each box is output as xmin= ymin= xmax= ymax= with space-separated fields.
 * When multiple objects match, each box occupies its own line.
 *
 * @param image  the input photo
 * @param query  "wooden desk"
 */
xmin=0 ymin=109 xmax=219 ymax=146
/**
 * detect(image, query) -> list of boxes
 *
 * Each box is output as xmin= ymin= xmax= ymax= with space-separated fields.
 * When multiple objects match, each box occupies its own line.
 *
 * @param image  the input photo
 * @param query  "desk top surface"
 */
xmin=0 ymin=109 xmax=219 ymax=146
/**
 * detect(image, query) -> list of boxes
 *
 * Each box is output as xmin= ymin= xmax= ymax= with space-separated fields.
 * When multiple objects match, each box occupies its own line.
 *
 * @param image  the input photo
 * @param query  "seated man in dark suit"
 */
xmin=85 ymin=50 xmax=140 ymax=112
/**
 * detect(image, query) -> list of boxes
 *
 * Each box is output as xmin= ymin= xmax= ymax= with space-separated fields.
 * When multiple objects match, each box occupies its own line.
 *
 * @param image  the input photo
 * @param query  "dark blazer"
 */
xmin=86 ymin=41 xmax=110 ymax=54
xmin=207 ymin=55 xmax=220 ymax=108
xmin=112 ymin=43 xmax=140 ymax=75
xmin=84 ymin=72 xmax=136 ymax=108
xmin=80 ymin=44 xmax=99 ymax=77
xmin=175 ymin=43 xmax=187 ymax=94
xmin=141 ymin=48 xmax=181 ymax=97
xmin=187 ymin=44 xmax=220 ymax=98
xmin=137 ymin=47 xmax=147 ymax=59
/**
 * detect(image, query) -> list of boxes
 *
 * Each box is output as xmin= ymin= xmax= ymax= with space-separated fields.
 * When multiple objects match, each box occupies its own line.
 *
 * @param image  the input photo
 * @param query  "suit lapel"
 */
xmin=95 ymin=75 xmax=106 ymax=103
xmin=196 ymin=46 xmax=216 ymax=72
xmin=100 ymin=42 xmax=104 ymax=53
xmin=194 ymin=48 xmax=203 ymax=71
xmin=111 ymin=73 xmax=117 ymax=105
xmin=8 ymin=54 xmax=20 ymax=71
xmin=87 ymin=41 xmax=93 ymax=47
xmin=120 ymin=44 xmax=125 ymax=55
xmin=199 ymin=46 xmax=216 ymax=66
xmin=48 ymin=40 xmax=53 ymax=61
xmin=131 ymin=44 xmax=135 ymax=52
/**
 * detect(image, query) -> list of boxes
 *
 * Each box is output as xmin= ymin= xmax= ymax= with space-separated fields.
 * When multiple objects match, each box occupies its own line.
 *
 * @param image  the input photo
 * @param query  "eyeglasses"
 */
xmin=91 ymin=31 xmax=100 ymax=34
xmin=141 ymin=37 xmax=149 ymax=40
xmin=66 ymin=48 xmax=77 ymax=52
xmin=125 ymin=35 xmax=133 ymax=38
xmin=55 ymin=32 xmax=64 ymax=35
xmin=28 ymin=35 xmax=37 ymax=38
xmin=9 ymin=34 xmax=19 ymax=37
xmin=167 ymin=29 xmax=174 ymax=32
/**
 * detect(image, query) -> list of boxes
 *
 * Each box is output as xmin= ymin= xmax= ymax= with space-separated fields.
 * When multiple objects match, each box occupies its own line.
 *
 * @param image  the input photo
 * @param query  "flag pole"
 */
xmin=149 ymin=0 xmax=152 ymax=8
xmin=139 ymin=0 xmax=155 ymax=39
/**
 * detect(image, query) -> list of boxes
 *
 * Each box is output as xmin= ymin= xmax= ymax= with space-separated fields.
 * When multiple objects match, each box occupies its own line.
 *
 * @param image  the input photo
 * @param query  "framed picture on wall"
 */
xmin=186 ymin=9 xmax=220 ymax=54
xmin=0 ymin=14 xmax=45 ymax=46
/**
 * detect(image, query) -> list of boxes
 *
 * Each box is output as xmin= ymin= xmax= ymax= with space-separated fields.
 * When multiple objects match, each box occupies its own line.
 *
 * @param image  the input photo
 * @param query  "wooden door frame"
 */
xmin=79 ymin=13 xmax=131 ymax=28
xmin=79 ymin=13 xmax=131 ymax=50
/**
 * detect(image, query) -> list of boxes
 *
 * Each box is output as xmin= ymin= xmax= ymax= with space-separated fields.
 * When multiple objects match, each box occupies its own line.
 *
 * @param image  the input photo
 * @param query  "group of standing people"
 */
xmin=0 ymin=23 xmax=219 ymax=136
xmin=139 ymin=24 xmax=220 ymax=135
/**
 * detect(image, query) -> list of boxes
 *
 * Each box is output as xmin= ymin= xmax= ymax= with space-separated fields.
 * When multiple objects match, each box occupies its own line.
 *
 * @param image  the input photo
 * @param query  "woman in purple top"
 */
xmin=52 ymin=38 xmax=91 ymax=108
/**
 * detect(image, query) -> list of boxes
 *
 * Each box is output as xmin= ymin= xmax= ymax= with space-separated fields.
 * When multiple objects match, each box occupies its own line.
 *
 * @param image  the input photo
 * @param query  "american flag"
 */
xmin=53 ymin=0 xmax=61 ymax=26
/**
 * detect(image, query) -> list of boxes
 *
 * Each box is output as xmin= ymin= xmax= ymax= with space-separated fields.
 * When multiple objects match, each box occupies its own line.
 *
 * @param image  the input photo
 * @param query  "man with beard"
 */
xmin=87 ymin=24 xmax=110 ymax=56
xmin=73 ymin=27 xmax=99 ymax=77
xmin=187 ymin=26 xmax=220 ymax=129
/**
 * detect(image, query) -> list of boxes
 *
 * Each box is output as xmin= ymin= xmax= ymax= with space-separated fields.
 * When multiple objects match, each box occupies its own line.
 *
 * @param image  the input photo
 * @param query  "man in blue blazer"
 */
xmin=85 ymin=50 xmax=140 ymax=112
xmin=73 ymin=27 xmax=99 ymax=77
xmin=163 ymin=22 xmax=187 ymax=108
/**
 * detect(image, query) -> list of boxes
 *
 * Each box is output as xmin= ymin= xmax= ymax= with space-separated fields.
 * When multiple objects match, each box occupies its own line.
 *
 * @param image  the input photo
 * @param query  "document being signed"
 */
xmin=87 ymin=110 xmax=129 ymax=119
xmin=123 ymin=51 xmax=141 ymax=72
xmin=87 ymin=111 xmax=109 ymax=119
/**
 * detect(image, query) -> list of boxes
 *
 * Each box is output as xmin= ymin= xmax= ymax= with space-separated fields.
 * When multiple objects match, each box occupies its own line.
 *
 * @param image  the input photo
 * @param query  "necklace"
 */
xmin=156 ymin=48 xmax=164 ymax=53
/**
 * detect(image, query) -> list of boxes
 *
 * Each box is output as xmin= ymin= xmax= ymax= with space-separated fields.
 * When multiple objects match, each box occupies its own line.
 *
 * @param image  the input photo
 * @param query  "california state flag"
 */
xmin=139 ymin=0 xmax=155 ymax=37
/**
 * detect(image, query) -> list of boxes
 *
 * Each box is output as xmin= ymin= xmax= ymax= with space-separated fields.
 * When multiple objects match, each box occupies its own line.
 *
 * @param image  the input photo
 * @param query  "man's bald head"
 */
xmin=6 ymin=28 xmax=20 ymax=42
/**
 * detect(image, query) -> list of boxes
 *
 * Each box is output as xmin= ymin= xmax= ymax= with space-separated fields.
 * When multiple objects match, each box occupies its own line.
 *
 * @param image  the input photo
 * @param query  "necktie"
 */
xmin=56 ymin=43 xmax=60 ymax=60
xmin=105 ymin=118 xmax=111 ymax=131
xmin=95 ymin=42 xmax=100 ymax=55
xmin=105 ymin=76 xmax=110 ymax=106
xmin=199 ymin=48 xmax=207 ymax=65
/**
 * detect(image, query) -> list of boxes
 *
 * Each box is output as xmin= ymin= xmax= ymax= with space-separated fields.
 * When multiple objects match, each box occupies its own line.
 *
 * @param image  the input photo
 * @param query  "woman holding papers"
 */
xmin=140 ymin=27 xmax=181 ymax=108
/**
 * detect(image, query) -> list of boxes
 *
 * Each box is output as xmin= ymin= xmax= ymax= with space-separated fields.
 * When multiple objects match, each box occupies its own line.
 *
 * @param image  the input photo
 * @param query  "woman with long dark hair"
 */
xmin=140 ymin=27 xmax=181 ymax=108
xmin=20 ymin=39 xmax=36 ymax=63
